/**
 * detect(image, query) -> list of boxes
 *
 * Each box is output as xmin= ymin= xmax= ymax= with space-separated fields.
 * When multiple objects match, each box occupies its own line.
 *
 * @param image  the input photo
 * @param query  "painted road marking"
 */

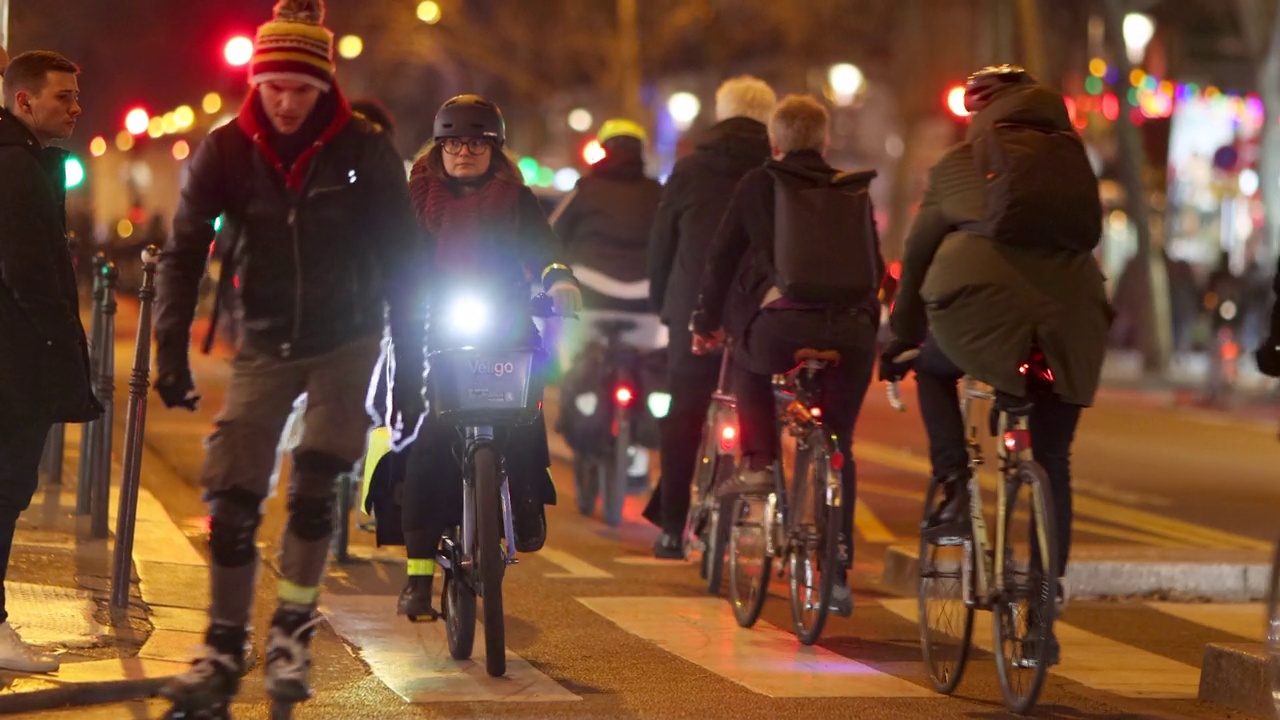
xmin=854 ymin=497 xmax=895 ymax=544
xmin=1147 ymin=602 xmax=1263 ymax=641
xmin=880 ymin=598 xmax=1201 ymax=699
xmin=856 ymin=441 xmax=1269 ymax=552
xmin=321 ymin=594 xmax=580 ymax=703
xmin=579 ymin=596 xmax=932 ymax=698
xmin=613 ymin=555 xmax=688 ymax=566
xmin=538 ymin=547 xmax=613 ymax=579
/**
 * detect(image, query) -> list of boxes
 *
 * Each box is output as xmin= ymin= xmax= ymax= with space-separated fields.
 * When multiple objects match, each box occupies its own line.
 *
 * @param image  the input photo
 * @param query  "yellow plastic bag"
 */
xmin=360 ymin=426 xmax=392 ymax=518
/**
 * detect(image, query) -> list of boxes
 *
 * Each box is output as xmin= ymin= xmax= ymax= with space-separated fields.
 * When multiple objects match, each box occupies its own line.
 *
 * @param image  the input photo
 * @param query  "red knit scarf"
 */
xmin=409 ymin=164 xmax=522 ymax=274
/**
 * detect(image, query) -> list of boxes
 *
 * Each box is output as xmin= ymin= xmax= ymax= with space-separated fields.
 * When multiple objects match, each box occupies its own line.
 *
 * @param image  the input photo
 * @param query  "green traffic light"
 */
xmin=65 ymin=156 xmax=85 ymax=189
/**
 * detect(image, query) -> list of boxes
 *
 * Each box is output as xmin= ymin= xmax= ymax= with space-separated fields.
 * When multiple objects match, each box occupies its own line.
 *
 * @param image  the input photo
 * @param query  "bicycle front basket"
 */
xmin=429 ymin=347 xmax=544 ymax=426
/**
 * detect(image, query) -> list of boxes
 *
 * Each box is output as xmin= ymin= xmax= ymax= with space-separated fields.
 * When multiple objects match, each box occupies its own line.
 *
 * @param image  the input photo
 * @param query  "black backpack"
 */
xmin=770 ymin=166 xmax=880 ymax=305
xmin=970 ymin=122 xmax=1101 ymax=253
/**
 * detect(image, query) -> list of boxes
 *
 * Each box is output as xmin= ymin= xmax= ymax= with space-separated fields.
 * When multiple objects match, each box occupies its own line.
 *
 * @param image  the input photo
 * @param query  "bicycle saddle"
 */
xmin=794 ymin=348 xmax=841 ymax=365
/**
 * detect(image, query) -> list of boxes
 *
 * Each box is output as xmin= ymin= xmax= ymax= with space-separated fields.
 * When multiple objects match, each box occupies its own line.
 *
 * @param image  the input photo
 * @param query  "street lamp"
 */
xmin=828 ymin=63 xmax=865 ymax=106
xmin=337 ymin=35 xmax=363 ymax=59
xmin=417 ymin=1 xmax=442 ymax=24
xmin=1122 ymin=13 xmax=1155 ymax=65
xmin=224 ymin=36 xmax=254 ymax=67
xmin=667 ymin=91 xmax=700 ymax=131
xmin=124 ymin=108 xmax=150 ymax=136
xmin=568 ymin=108 xmax=593 ymax=133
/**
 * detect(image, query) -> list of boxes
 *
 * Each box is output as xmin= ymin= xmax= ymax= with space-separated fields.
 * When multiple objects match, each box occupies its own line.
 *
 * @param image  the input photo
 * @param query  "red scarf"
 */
xmin=409 ymin=163 xmax=522 ymax=274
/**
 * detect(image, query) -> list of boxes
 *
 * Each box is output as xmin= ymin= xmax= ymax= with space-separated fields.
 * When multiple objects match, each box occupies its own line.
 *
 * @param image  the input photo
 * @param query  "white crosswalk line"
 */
xmin=579 ymin=596 xmax=933 ymax=698
xmin=879 ymin=599 xmax=1202 ymax=699
xmin=1147 ymin=602 xmax=1264 ymax=641
xmin=538 ymin=547 xmax=614 ymax=579
xmin=321 ymin=595 xmax=580 ymax=703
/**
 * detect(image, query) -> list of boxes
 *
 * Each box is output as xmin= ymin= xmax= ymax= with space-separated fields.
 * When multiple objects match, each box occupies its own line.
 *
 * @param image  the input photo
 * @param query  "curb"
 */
xmin=883 ymin=543 xmax=1272 ymax=601
xmin=1199 ymin=642 xmax=1271 ymax=718
xmin=0 ymin=676 xmax=165 ymax=716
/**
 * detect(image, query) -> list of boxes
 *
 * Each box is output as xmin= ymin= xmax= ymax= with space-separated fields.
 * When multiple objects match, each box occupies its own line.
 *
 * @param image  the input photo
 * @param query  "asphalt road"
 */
xmin=32 ymin=306 xmax=1280 ymax=719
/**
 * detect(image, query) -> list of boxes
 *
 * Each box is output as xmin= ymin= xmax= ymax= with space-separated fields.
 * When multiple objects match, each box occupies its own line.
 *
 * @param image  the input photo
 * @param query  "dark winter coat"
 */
xmin=892 ymin=85 xmax=1112 ymax=406
xmin=693 ymin=150 xmax=885 ymax=343
xmin=647 ymin=117 xmax=770 ymax=332
xmin=0 ymin=107 xmax=100 ymax=422
xmin=551 ymin=150 xmax=661 ymax=313
xmin=155 ymin=87 xmax=421 ymax=368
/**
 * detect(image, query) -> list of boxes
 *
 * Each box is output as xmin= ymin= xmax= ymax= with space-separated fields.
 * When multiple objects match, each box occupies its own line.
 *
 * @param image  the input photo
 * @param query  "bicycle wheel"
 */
xmin=728 ymin=494 xmax=771 ymax=627
xmin=787 ymin=434 xmax=839 ymax=645
xmin=1265 ymin=538 xmax=1280 ymax=715
xmin=474 ymin=446 xmax=507 ymax=677
xmin=685 ymin=408 xmax=725 ymax=572
xmin=443 ymin=567 xmax=475 ymax=660
xmin=992 ymin=459 xmax=1059 ymax=714
xmin=918 ymin=476 xmax=974 ymax=695
xmin=602 ymin=421 xmax=630 ymax=527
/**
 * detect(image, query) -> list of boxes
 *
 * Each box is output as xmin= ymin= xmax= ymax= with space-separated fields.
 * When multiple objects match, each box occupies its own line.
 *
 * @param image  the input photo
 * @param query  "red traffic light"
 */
xmin=225 ymin=36 xmax=254 ymax=67
xmin=945 ymin=85 xmax=970 ymax=118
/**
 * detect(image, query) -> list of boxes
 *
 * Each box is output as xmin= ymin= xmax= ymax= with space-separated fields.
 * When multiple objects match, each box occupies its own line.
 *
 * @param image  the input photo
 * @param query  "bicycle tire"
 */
xmin=728 ymin=494 xmax=771 ymax=627
xmin=992 ymin=459 xmax=1059 ymax=714
xmin=685 ymin=409 xmax=724 ymax=571
xmin=444 ymin=568 xmax=476 ymax=660
xmin=474 ymin=446 xmax=507 ymax=677
xmin=788 ymin=437 xmax=839 ymax=645
xmin=602 ymin=421 xmax=630 ymax=527
xmin=917 ymin=476 xmax=975 ymax=695
xmin=1265 ymin=537 xmax=1280 ymax=716
xmin=331 ymin=473 xmax=353 ymax=564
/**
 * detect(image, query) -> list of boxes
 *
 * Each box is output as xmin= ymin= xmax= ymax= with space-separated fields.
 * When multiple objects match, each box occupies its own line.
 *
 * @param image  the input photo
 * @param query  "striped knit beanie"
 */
xmin=250 ymin=0 xmax=335 ymax=92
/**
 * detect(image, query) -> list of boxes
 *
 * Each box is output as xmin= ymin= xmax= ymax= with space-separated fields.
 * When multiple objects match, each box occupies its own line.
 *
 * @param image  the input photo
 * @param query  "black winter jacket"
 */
xmin=156 ymin=89 xmax=420 ymax=367
xmin=694 ymin=150 xmax=886 ymax=341
xmin=0 ymin=108 xmax=100 ymax=422
xmin=551 ymin=151 xmax=661 ymax=313
xmin=648 ymin=117 xmax=770 ymax=329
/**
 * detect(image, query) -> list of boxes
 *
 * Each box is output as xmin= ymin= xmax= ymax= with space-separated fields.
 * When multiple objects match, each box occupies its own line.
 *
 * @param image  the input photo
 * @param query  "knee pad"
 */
xmin=287 ymin=494 xmax=335 ymax=542
xmin=208 ymin=487 xmax=264 ymax=568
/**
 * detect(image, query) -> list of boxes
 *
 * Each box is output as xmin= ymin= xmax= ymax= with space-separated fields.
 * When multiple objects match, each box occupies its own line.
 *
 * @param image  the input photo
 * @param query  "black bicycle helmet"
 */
xmin=432 ymin=94 xmax=506 ymax=146
xmin=964 ymin=64 xmax=1037 ymax=113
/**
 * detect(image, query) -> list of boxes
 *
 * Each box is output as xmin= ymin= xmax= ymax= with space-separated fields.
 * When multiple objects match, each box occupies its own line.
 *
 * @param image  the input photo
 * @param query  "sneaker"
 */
xmin=397 ymin=576 xmax=439 ymax=621
xmin=715 ymin=467 xmax=774 ymax=499
xmin=652 ymin=531 xmax=683 ymax=560
xmin=264 ymin=606 xmax=324 ymax=704
xmin=829 ymin=584 xmax=854 ymax=618
xmin=514 ymin=500 xmax=547 ymax=553
xmin=0 ymin=622 xmax=58 ymax=673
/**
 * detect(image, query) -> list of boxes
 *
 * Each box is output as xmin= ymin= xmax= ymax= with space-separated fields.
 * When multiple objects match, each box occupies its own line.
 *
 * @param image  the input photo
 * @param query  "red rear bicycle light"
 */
xmin=615 ymin=386 xmax=634 ymax=406
xmin=830 ymin=451 xmax=844 ymax=470
xmin=719 ymin=425 xmax=737 ymax=453
xmin=1003 ymin=429 xmax=1031 ymax=452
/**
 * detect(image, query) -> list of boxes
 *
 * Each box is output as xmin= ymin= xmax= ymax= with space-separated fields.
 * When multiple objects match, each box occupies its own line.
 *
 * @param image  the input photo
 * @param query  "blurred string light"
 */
xmin=338 ymin=35 xmax=363 ymax=59
xmin=203 ymin=92 xmax=223 ymax=115
xmin=117 ymin=219 xmax=134 ymax=239
xmin=827 ymin=63 xmax=865 ymax=106
xmin=1081 ymin=57 xmax=1262 ymax=126
xmin=89 ymin=136 xmax=107 ymax=158
xmin=172 ymin=140 xmax=191 ymax=161
xmin=115 ymin=130 xmax=135 ymax=152
xmin=568 ymin=108 xmax=593 ymax=132
xmin=161 ymin=112 xmax=179 ymax=135
xmin=148 ymin=116 xmax=165 ymax=138
xmin=667 ymin=92 xmax=700 ymax=131
xmin=174 ymin=105 xmax=196 ymax=129
xmin=417 ymin=1 xmax=442 ymax=24
xmin=517 ymin=156 xmax=539 ymax=185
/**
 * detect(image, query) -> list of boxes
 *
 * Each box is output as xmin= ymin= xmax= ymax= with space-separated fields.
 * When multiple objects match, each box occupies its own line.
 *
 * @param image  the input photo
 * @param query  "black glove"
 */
xmin=155 ymin=365 xmax=200 ymax=411
xmin=1257 ymin=336 xmax=1280 ymax=378
xmin=879 ymin=340 xmax=921 ymax=382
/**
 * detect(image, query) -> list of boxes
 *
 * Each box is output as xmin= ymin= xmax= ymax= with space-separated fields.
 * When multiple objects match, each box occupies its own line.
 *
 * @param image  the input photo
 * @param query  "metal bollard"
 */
xmin=77 ymin=254 xmax=108 ymax=514
xmin=90 ymin=263 xmax=118 ymax=539
xmin=111 ymin=247 xmax=159 ymax=610
xmin=42 ymin=424 xmax=66 ymax=485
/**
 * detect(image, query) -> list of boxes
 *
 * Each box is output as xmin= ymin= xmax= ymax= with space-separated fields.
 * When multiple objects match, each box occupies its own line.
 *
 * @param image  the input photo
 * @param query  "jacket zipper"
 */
xmin=282 ymin=143 xmax=329 ymax=357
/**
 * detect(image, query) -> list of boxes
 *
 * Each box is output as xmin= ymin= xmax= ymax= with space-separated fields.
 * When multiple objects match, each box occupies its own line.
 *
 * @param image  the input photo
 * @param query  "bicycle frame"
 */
xmin=958 ymin=379 xmax=1050 ymax=610
xmin=766 ymin=361 xmax=842 ymax=556
xmin=441 ymin=425 xmax=518 ymax=574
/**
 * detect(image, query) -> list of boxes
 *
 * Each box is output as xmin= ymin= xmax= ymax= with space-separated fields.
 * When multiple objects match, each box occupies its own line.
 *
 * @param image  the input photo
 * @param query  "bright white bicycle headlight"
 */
xmin=574 ymin=392 xmax=599 ymax=417
xmin=446 ymin=295 xmax=489 ymax=335
xmin=647 ymin=391 xmax=672 ymax=419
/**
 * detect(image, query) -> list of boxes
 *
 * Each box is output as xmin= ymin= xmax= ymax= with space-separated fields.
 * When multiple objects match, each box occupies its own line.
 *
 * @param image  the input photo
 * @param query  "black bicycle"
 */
xmin=426 ymin=288 xmax=569 ymax=678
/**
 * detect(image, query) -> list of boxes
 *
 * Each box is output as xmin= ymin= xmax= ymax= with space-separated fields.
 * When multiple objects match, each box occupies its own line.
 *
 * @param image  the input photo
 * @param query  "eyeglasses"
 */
xmin=441 ymin=137 xmax=492 ymax=156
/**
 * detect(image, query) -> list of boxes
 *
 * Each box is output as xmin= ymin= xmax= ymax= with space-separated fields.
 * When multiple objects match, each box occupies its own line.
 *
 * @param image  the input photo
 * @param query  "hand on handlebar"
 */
xmin=691 ymin=329 xmax=725 ymax=356
xmin=878 ymin=340 xmax=921 ymax=382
